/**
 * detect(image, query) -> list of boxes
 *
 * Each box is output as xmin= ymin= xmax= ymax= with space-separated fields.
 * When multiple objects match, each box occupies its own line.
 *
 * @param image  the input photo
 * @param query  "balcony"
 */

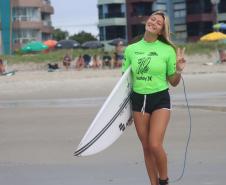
xmin=13 ymin=21 xmax=43 ymax=30
xmin=104 ymin=12 xmax=125 ymax=19
xmin=98 ymin=17 xmax=126 ymax=27
xmin=43 ymin=20 xmax=52 ymax=27
xmin=41 ymin=23 xmax=54 ymax=33
xmin=98 ymin=0 xmax=125 ymax=4
xmin=41 ymin=4 xmax=54 ymax=14
xmin=43 ymin=0 xmax=51 ymax=5
xmin=12 ymin=0 xmax=43 ymax=7
xmin=187 ymin=13 xmax=214 ymax=22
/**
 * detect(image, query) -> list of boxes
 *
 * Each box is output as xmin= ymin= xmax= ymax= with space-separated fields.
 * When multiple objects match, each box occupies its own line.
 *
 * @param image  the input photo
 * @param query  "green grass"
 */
xmin=1 ymin=42 xmax=226 ymax=64
xmin=177 ymin=41 xmax=226 ymax=56
xmin=0 ymin=48 xmax=105 ymax=64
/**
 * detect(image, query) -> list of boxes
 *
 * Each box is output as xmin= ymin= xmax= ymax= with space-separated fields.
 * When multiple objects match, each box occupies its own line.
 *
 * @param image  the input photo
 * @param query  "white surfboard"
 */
xmin=74 ymin=67 xmax=132 ymax=156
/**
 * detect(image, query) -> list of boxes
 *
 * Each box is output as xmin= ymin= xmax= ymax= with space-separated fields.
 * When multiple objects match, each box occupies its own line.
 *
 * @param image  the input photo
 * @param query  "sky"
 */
xmin=51 ymin=0 xmax=99 ymax=37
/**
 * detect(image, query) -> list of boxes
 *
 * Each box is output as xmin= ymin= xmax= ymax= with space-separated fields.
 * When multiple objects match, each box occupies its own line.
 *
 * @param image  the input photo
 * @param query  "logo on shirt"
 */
xmin=134 ymin=51 xmax=145 ymax=55
xmin=148 ymin=51 xmax=158 ymax=57
xmin=137 ymin=57 xmax=151 ymax=75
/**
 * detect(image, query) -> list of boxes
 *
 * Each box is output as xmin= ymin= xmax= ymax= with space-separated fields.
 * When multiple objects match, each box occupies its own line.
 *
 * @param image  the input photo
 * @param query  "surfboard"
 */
xmin=74 ymin=66 xmax=132 ymax=156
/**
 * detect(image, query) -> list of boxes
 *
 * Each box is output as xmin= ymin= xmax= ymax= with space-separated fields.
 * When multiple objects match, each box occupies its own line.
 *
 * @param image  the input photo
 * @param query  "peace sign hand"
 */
xmin=176 ymin=47 xmax=186 ymax=73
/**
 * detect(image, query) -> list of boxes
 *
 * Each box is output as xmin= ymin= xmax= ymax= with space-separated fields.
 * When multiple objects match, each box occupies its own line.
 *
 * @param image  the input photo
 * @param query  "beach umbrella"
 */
xmin=200 ymin=31 xmax=226 ymax=63
xmin=56 ymin=39 xmax=80 ymax=49
xmin=200 ymin=31 xmax=226 ymax=41
xmin=213 ymin=23 xmax=226 ymax=30
xmin=81 ymin=40 xmax=104 ymax=49
xmin=44 ymin=39 xmax=57 ymax=48
xmin=108 ymin=38 xmax=127 ymax=46
xmin=21 ymin=41 xmax=48 ymax=52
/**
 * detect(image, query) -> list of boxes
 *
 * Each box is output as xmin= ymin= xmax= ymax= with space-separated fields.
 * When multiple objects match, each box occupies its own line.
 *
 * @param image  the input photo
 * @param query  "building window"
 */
xmin=43 ymin=0 xmax=51 ymax=5
xmin=98 ymin=5 xmax=103 ymax=19
xmin=99 ymin=27 xmax=104 ymax=41
xmin=105 ymin=4 xmax=125 ymax=18
xmin=187 ymin=22 xmax=212 ymax=37
xmin=174 ymin=3 xmax=186 ymax=10
xmin=131 ymin=2 xmax=153 ymax=17
xmin=218 ymin=1 xmax=226 ymax=13
xmin=13 ymin=7 xmax=40 ymax=21
xmin=154 ymin=3 xmax=166 ymax=11
xmin=131 ymin=24 xmax=145 ymax=38
xmin=175 ymin=31 xmax=187 ymax=40
xmin=174 ymin=10 xmax=186 ymax=18
xmin=42 ymin=33 xmax=51 ymax=40
xmin=186 ymin=0 xmax=212 ymax=14
xmin=14 ymin=29 xmax=39 ymax=44
xmin=105 ymin=26 xmax=125 ymax=40
xmin=174 ymin=24 xmax=187 ymax=32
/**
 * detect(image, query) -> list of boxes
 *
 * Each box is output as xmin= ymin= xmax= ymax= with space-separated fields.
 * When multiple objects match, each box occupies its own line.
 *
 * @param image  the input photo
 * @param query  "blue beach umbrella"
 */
xmin=213 ymin=23 xmax=226 ymax=30
xmin=81 ymin=40 xmax=104 ymax=49
xmin=108 ymin=38 xmax=127 ymax=46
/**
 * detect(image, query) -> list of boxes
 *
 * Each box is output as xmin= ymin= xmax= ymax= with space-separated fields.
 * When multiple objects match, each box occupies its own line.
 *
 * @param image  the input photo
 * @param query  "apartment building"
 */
xmin=98 ymin=0 xmax=226 ymax=43
xmin=126 ymin=0 xmax=187 ymax=42
xmin=186 ymin=0 xmax=226 ymax=41
xmin=98 ymin=0 xmax=127 ymax=43
xmin=0 ymin=0 xmax=54 ymax=55
xmin=218 ymin=0 xmax=226 ymax=27
xmin=98 ymin=0 xmax=187 ymax=43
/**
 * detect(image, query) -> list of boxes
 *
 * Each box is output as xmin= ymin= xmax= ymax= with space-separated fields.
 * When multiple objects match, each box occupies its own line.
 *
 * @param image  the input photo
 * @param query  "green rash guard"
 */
xmin=122 ymin=38 xmax=176 ymax=94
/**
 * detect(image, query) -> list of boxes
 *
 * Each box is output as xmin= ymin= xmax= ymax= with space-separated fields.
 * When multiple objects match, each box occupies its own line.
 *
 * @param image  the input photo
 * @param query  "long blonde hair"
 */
xmin=151 ymin=10 xmax=176 ymax=50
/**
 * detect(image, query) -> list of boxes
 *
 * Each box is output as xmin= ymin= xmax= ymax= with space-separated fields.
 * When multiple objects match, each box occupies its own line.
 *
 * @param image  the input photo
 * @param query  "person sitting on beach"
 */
xmin=218 ymin=49 xmax=226 ymax=63
xmin=62 ymin=53 xmax=72 ymax=70
xmin=83 ymin=54 xmax=91 ymax=68
xmin=112 ymin=52 xmax=124 ymax=68
xmin=75 ymin=55 xmax=85 ymax=70
xmin=91 ymin=54 xmax=102 ymax=69
xmin=0 ymin=58 xmax=16 ymax=76
xmin=112 ymin=41 xmax=124 ymax=68
xmin=0 ymin=58 xmax=6 ymax=75
xmin=102 ymin=52 xmax=112 ymax=68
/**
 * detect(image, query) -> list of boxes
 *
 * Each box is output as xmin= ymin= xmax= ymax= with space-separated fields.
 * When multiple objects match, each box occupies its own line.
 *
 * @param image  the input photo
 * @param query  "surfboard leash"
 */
xmin=170 ymin=76 xmax=192 ymax=183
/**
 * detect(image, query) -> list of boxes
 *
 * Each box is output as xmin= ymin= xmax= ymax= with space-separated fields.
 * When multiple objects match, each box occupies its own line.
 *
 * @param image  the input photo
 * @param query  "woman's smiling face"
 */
xmin=145 ymin=14 xmax=165 ymax=35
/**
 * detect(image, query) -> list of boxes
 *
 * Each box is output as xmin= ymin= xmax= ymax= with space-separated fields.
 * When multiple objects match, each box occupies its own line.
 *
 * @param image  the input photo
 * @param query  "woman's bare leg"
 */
xmin=148 ymin=109 xmax=170 ymax=180
xmin=133 ymin=112 xmax=158 ymax=185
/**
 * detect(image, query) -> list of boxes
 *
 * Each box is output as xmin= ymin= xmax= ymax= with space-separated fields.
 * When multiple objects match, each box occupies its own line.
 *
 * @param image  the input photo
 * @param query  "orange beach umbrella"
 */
xmin=44 ymin=40 xmax=57 ymax=48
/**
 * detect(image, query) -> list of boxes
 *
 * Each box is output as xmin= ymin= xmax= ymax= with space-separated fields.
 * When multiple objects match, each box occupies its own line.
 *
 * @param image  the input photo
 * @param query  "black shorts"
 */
xmin=131 ymin=89 xmax=171 ymax=114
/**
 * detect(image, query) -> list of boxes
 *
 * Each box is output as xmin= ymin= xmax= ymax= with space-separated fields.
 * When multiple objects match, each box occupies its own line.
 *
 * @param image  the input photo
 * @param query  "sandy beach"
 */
xmin=0 ymin=55 xmax=226 ymax=185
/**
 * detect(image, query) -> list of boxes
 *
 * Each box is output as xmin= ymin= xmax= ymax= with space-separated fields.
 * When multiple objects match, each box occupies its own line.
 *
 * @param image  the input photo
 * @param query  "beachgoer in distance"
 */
xmin=122 ymin=11 xmax=186 ymax=185
xmin=102 ymin=51 xmax=112 ymax=68
xmin=92 ymin=54 xmax=102 ymax=69
xmin=75 ymin=55 xmax=85 ymax=70
xmin=62 ymin=53 xmax=72 ymax=70
xmin=112 ymin=41 xmax=124 ymax=68
xmin=218 ymin=49 xmax=226 ymax=63
xmin=0 ymin=58 xmax=6 ymax=74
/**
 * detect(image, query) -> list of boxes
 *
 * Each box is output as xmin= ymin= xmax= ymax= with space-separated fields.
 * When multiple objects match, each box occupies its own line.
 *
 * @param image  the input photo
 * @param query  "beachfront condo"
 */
xmin=97 ymin=0 xmax=226 ymax=43
xmin=0 ymin=0 xmax=54 ymax=55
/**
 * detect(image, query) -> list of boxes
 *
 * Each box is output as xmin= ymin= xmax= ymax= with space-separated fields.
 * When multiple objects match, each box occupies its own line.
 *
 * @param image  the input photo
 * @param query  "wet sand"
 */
xmin=0 ymin=65 xmax=226 ymax=185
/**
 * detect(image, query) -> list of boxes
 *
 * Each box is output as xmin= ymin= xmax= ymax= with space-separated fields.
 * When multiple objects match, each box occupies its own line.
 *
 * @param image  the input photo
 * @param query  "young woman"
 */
xmin=75 ymin=55 xmax=85 ymax=70
xmin=122 ymin=11 xmax=186 ymax=185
